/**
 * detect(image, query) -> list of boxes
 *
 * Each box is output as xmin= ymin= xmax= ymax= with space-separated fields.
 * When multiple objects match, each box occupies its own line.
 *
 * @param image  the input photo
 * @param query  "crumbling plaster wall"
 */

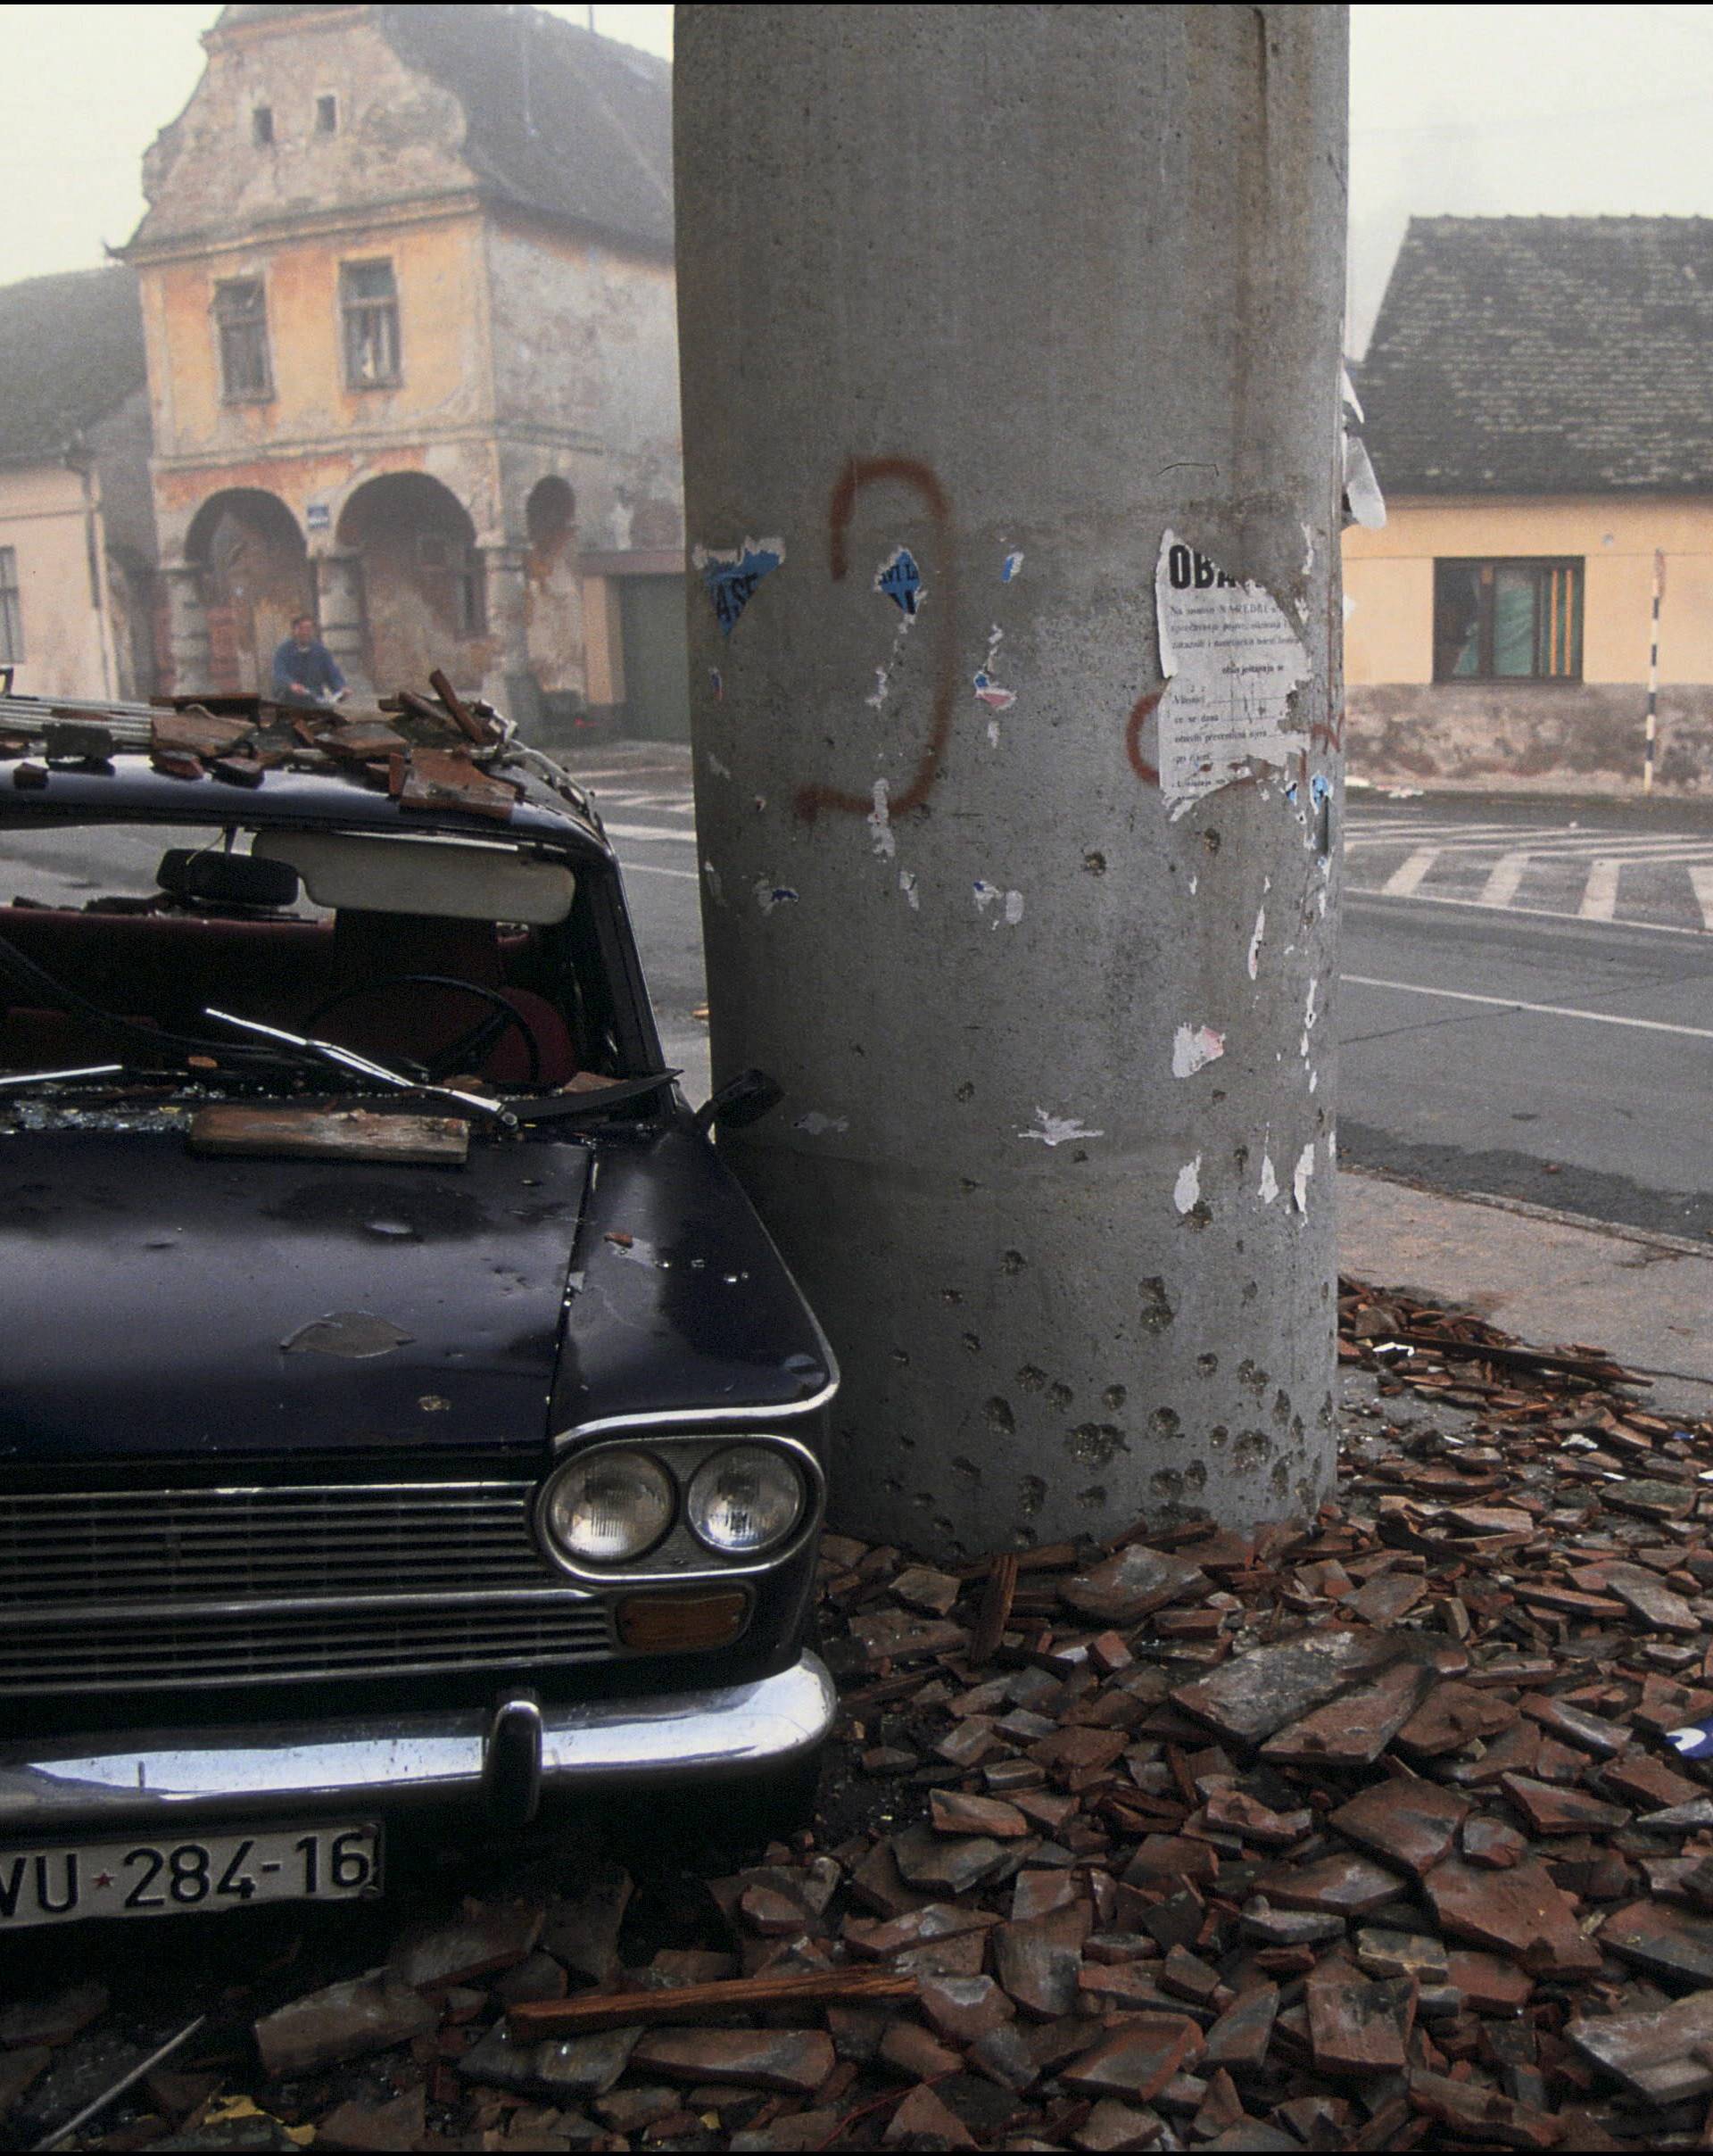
xmin=0 ymin=464 xmax=114 ymax=701
xmin=485 ymin=220 xmax=683 ymax=557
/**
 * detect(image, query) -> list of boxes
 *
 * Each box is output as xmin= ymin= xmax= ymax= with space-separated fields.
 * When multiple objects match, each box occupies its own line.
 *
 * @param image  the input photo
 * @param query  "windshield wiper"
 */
xmin=204 ymin=1008 xmax=517 ymax=1126
xmin=0 ymin=1062 xmax=125 ymax=1091
xmin=503 ymin=1070 xmax=680 ymax=1124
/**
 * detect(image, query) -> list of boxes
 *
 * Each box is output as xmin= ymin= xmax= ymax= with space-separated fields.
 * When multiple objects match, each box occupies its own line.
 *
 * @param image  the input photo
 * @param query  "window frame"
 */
xmin=251 ymin=104 xmax=275 ymax=147
xmin=212 ymin=277 xmax=275 ymax=403
xmin=339 ymin=258 xmax=402 ymax=391
xmin=1433 ymin=557 xmax=1585 ymax=684
xmin=0 ymin=548 xmax=23 ymax=666
xmin=315 ymin=92 xmax=339 ymax=136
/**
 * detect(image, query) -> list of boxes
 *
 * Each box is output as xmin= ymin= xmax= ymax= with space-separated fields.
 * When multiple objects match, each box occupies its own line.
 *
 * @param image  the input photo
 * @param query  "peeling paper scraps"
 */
xmin=1002 ymin=551 xmax=1025 ymax=583
xmin=708 ymin=668 xmax=724 ymax=702
xmin=1247 ymin=906 xmax=1266 ymax=981
xmin=1259 ymin=1152 xmax=1279 ymax=1205
xmin=1171 ymin=1023 xmax=1225 ymax=1079
xmin=701 ymin=858 xmax=724 ymax=906
xmin=868 ymin=778 xmax=896 ymax=858
xmin=1022 ymin=1107 xmax=1105 ymax=1148
xmin=1174 ymin=1156 xmax=1203 ymax=1215
xmin=706 ymin=750 xmax=731 ymax=780
xmin=899 ymin=869 xmax=920 ymax=910
xmin=874 ymin=546 xmax=923 ymax=617
xmin=693 ymin=535 xmax=785 ymax=637
xmin=972 ymin=671 xmax=1014 ymax=711
xmin=1154 ymin=531 xmax=1312 ymax=813
xmin=795 ymin=1111 xmax=848 ymax=1137
xmin=973 ymin=881 xmax=1024 ymax=925
xmin=753 ymin=878 xmax=799 ymax=915
xmin=1293 ymin=1141 xmax=1315 ymax=1213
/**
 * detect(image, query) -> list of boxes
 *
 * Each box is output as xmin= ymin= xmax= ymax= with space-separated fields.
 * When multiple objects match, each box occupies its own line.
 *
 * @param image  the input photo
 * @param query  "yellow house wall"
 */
xmin=0 ymin=465 xmax=114 ymax=701
xmin=1344 ymin=497 xmax=1713 ymax=686
xmin=141 ymin=208 xmax=496 ymax=551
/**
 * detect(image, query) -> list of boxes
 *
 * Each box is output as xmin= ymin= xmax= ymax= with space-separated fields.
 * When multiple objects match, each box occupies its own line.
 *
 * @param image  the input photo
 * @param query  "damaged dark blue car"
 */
xmin=0 ymin=691 xmax=835 ymax=1929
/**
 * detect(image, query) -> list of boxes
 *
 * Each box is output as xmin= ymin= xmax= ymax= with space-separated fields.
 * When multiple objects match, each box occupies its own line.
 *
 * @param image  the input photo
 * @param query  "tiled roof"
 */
xmin=1360 ymin=217 xmax=1713 ymax=493
xmin=0 ymin=267 xmax=146 ymax=469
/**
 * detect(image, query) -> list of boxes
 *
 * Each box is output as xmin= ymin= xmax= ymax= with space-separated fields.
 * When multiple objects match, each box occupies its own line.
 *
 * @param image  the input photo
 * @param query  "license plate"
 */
xmin=0 ymin=1821 xmax=383 ymax=1928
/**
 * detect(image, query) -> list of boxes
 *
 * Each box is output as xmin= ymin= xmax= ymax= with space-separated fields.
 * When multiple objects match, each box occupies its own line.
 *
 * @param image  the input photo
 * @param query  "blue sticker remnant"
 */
xmin=693 ymin=536 xmax=785 ymax=638
xmin=1310 ymin=773 xmax=1331 ymax=809
xmin=875 ymin=548 xmax=923 ymax=617
xmin=1002 ymin=551 xmax=1024 ymax=583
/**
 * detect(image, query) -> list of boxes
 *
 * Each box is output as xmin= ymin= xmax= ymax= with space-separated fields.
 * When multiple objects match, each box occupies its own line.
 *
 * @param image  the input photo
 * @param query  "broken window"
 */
xmin=315 ymin=93 xmax=338 ymax=136
xmin=251 ymin=104 xmax=275 ymax=147
xmin=341 ymin=260 xmax=401 ymax=388
xmin=0 ymin=551 xmax=21 ymax=665
xmin=213 ymin=279 xmax=273 ymax=401
xmin=1433 ymin=560 xmax=1583 ymax=682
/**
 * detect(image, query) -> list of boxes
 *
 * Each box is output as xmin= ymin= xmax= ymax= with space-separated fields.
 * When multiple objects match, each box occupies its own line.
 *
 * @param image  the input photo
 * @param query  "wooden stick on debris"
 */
xmin=968 ymin=1552 xmax=1019 ymax=1665
xmin=429 ymin=667 xmax=492 ymax=745
xmin=507 ymin=1964 xmax=917 ymax=2038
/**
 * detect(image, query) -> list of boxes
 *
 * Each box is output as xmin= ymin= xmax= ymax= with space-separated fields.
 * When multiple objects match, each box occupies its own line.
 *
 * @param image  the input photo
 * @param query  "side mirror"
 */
xmin=695 ymin=1067 xmax=784 ymax=1134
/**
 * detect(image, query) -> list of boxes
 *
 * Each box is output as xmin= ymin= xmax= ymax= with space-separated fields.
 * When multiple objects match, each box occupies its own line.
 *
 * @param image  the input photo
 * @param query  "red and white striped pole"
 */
xmin=1645 ymin=548 xmax=1665 ymax=796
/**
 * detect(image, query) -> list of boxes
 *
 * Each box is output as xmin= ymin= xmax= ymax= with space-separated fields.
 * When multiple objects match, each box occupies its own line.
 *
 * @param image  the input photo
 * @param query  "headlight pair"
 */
xmin=542 ymin=1441 xmax=807 ymax=1568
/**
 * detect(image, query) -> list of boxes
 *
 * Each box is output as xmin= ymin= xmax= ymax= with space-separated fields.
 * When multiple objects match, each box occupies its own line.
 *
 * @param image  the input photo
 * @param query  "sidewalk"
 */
xmin=1341 ymin=1165 xmax=1713 ymax=1422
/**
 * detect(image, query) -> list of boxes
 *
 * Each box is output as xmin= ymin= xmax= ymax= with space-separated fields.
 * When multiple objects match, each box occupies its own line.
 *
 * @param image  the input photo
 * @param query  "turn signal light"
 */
xmin=616 ymin=1588 xmax=749 ymax=1653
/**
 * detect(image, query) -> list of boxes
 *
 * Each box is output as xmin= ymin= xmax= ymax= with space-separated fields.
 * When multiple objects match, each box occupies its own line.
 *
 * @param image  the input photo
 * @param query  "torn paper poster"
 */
xmin=973 ymin=881 xmax=1024 ymax=925
xmin=874 ymin=547 xmax=923 ymax=616
xmin=693 ymin=535 xmax=785 ymax=636
xmin=1171 ymin=1024 xmax=1225 ymax=1079
xmin=973 ymin=673 xmax=1016 ymax=712
xmin=1259 ymin=1152 xmax=1279 ymax=1205
xmin=898 ymin=869 xmax=920 ymax=910
xmin=1021 ymin=1107 xmax=1104 ymax=1148
xmin=1293 ymin=1141 xmax=1316 ymax=1213
xmin=1173 ymin=1157 xmax=1203 ymax=1214
xmin=1002 ymin=551 xmax=1025 ymax=583
xmin=752 ymin=878 xmax=799 ymax=915
xmin=1154 ymin=531 xmax=1312 ymax=812
xmin=795 ymin=1111 xmax=849 ymax=1137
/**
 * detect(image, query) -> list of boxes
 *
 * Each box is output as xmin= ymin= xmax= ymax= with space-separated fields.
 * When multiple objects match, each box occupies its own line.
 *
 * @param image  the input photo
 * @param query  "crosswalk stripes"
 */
xmin=1347 ymin=812 xmax=1713 ymax=933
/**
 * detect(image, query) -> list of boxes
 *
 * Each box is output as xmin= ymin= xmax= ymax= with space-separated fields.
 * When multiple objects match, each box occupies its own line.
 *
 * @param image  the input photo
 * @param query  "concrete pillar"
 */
xmin=314 ymin=551 xmax=370 ymax=699
xmin=161 ymin=564 xmax=210 ymax=698
xmin=677 ymin=5 xmax=1348 ymax=1557
xmin=479 ymin=543 xmax=540 ymax=733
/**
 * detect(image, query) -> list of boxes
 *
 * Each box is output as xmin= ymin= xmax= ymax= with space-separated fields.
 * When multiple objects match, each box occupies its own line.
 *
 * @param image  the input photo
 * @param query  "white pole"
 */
xmin=1645 ymin=548 xmax=1664 ymax=796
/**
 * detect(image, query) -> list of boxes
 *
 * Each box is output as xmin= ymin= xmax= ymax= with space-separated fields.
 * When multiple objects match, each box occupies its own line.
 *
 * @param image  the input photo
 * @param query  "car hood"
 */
xmin=0 ymin=1126 xmax=591 ymax=1466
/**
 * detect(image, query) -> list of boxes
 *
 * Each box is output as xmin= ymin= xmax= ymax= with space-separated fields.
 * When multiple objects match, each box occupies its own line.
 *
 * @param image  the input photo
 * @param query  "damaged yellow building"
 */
xmin=126 ymin=1 xmax=685 ymax=738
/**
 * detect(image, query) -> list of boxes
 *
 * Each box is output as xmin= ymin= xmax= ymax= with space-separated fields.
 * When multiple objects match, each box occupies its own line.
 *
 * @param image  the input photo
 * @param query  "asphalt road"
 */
xmin=7 ymin=762 xmax=1713 ymax=1243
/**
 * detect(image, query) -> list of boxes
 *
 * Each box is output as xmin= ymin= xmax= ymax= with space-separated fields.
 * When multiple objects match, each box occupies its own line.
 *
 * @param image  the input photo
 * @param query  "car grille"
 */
xmin=0 ymin=1483 xmax=615 ymax=1694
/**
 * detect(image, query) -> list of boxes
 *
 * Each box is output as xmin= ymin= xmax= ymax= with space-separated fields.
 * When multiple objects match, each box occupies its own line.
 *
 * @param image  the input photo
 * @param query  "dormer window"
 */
xmin=251 ymin=105 xmax=275 ymax=147
xmin=316 ymin=94 xmax=338 ymax=136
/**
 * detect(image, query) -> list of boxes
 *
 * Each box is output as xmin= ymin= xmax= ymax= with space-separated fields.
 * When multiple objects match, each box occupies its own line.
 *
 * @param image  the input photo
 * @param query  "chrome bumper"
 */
xmin=0 ymin=1654 xmax=836 ymax=1837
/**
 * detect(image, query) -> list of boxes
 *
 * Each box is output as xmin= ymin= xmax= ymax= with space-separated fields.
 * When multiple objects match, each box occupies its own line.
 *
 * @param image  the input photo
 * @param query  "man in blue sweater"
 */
xmin=271 ymin=614 xmax=347 ymax=708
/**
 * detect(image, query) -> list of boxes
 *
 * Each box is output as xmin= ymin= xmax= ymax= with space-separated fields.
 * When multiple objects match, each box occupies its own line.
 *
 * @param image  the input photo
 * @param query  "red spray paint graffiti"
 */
xmin=794 ymin=456 xmax=960 ymax=824
xmin=1124 ymin=689 xmax=1163 ymax=786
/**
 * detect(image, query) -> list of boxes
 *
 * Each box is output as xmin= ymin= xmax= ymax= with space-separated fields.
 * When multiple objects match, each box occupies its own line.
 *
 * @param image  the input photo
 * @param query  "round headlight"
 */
xmin=544 ymin=1450 xmax=674 ymax=1564
xmin=686 ymin=1446 xmax=806 ymax=1555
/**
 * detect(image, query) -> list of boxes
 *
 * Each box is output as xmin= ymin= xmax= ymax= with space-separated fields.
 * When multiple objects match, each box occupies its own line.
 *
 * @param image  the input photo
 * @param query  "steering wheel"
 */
xmin=305 ymin=974 xmax=542 ymax=1085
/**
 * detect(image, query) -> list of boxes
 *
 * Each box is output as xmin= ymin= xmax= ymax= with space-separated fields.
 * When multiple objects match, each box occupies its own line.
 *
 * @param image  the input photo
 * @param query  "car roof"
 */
xmin=0 ymin=692 xmax=617 ymax=863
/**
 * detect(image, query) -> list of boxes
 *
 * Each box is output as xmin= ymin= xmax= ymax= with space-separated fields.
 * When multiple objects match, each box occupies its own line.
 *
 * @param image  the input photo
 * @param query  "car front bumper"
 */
xmin=0 ymin=1653 xmax=836 ymax=1837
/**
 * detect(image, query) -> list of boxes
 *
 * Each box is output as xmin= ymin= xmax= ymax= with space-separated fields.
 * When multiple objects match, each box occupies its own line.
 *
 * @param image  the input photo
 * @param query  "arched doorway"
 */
xmin=524 ymin=476 xmax=583 ymax=701
xmin=337 ymin=472 xmax=486 ymax=694
xmin=185 ymin=490 xmax=310 ymax=695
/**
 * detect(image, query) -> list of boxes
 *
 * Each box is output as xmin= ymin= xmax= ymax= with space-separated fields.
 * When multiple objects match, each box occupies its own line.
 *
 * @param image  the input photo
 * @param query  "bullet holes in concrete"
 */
xmin=1047 ymin=1381 xmax=1073 ymax=1412
xmin=1019 ymin=1476 xmax=1046 ymax=1516
xmin=985 ymin=1397 xmax=1015 ymax=1434
xmin=1002 ymin=1249 xmax=1027 ymax=1275
xmin=1197 ymin=1354 xmax=1219 ymax=1379
xmin=1104 ymin=1384 xmax=1127 ymax=1411
xmin=1016 ymin=1364 xmax=1047 ymax=1392
xmin=1139 ymin=1278 xmax=1175 ymax=1332
xmin=955 ymin=1081 xmax=975 ymax=1103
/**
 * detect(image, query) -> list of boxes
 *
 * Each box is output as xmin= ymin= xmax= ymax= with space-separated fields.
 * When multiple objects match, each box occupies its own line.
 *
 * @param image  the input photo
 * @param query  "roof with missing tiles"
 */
xmin=1360 ymin=216 xmax=1713 ymax=495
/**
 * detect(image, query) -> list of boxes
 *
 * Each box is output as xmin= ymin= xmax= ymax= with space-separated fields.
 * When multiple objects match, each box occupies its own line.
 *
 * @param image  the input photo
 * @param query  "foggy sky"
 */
xmin=3 ymin=4 xmax=1713 ymax=356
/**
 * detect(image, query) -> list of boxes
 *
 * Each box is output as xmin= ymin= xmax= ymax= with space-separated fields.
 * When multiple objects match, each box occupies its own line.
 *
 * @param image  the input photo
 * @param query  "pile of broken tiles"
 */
xmin=18 ymin=1279 xmax=1713 ymax=2150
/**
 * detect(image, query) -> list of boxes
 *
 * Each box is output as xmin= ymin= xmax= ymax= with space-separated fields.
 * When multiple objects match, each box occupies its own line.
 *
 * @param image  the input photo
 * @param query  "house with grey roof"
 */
xmin=124 ymin=2 xmax=685 ymax=736
xmin=0 ymin=265 xmax=159 ymax=701
xmin=1344 ymin=215 xmax=1713 ymax=794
